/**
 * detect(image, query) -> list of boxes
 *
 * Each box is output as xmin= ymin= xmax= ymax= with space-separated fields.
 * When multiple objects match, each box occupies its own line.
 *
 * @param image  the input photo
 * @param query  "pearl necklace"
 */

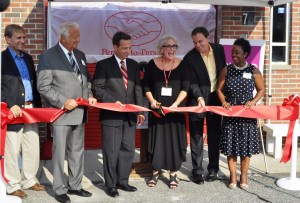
xmin=234 ymin=61 xmax=248 ymax=70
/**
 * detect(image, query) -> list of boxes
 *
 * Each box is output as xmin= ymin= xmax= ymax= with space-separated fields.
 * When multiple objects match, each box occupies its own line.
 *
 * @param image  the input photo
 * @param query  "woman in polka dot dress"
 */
xmin=216 ymin=38 xmax=264 ymax=190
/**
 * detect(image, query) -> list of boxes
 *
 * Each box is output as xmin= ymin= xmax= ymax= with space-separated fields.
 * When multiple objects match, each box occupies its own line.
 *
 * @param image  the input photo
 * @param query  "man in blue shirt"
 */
xmin=1 ymin=24 xmax=44 ymax=199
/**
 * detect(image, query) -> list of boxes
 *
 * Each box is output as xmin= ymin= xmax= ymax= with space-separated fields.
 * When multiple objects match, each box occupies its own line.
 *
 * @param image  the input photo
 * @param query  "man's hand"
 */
xmin=116 ymin=101 xmax=125 ymax=107
xmin=10 ymin=105 xmax=22 ymax=118
xmin=197 ymin=97 xmax=205 ymax=107
xmin=137 ymin=115 xmax=145 ymax=126
xmin=88 ymin=97 xmax=97 ymax=107
xmin=64 ymin=99 xmax=78 ymax=110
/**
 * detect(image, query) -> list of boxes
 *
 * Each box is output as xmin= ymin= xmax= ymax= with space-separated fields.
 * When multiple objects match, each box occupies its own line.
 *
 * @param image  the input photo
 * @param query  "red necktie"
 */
xmin=120 ymin=60 xmax=128 ymax=89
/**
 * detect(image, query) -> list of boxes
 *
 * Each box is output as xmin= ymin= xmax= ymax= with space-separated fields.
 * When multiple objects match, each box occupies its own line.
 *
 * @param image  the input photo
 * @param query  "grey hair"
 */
xmin=57 ymin=22 xmax=79 ymax=39
xmin=156 ymin=35 xmax=178 ymax=53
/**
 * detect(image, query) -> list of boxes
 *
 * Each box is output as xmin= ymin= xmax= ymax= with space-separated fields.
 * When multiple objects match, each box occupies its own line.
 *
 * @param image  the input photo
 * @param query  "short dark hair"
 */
xmin=112 ymin=31 xmax=131 ymax=46
xmin=5 ymin=24 xmax=25 ymax=38
xmin=233 ymin=38 xmax=251 ymax=58
xmin=191 ymin=27 xmax=209 ymax=38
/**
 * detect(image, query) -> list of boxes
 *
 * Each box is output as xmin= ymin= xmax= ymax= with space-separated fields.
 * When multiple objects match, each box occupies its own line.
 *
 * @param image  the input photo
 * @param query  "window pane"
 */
xmin=273 ymin=5 xmax=286 ymax=42
xmin=272 ymin=46 xmax=286 ymax=62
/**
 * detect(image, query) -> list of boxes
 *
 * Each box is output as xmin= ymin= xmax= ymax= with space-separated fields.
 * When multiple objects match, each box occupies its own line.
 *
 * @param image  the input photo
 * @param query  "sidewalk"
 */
xmin=21 ymin=147 xmax=300 ymax=203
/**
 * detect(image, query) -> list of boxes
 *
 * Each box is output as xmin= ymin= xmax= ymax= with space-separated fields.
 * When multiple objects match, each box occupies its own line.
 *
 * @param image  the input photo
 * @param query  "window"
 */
xmin=271 ymin=4 xmax=290 ymax=64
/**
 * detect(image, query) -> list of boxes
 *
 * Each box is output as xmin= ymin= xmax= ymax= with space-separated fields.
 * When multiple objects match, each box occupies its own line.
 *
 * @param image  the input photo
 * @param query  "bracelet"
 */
xmin=222 ymin=102 xmax=227 ymax=107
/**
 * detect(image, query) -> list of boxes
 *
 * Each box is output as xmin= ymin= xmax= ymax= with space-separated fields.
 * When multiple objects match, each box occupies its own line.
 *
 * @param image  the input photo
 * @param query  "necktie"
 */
xmin=120 ymin=60 xmax=128 ymax=89
xmin=68 ymin=52 xmax=82 ymax=84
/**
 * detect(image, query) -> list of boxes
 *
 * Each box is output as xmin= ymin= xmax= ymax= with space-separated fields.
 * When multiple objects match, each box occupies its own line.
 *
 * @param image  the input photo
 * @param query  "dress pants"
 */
xmin=5 ymin=104 xmax=40 ymax=193
xmin=189 ymin=92 xmax=222 ymax=175
xmin=51 ymin=123 xmax=84 ymax=195
xmin=101 ymin=120 xmax=136 ymax=188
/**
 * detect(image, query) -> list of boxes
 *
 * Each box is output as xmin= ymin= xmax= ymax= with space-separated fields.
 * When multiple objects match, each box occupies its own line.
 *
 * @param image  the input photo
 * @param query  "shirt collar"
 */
xmin=114 ymin=55 xmax=126 ymax=67
xmin=200 ymin=44 xmax=213 ymax=57
xmin=59 ymin=42 xmax=73 ymax=57
xmin=8 ymin=47 xmax=23 ymax=59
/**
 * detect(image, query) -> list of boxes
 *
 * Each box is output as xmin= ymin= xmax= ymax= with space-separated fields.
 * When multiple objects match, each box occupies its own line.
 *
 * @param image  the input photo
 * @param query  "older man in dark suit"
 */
xmin=1 ymin=24 xmax=44 ymax=199
xmin=37 ymin=22 xmax=96 ymax=203
xmin=92 ymin=31 xmax=145 ymax=198
xmin=184 ymin=27 xmax=226 ymax=185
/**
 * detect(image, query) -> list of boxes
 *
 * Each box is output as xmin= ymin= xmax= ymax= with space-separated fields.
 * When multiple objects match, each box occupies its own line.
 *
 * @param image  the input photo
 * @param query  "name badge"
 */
xmin=243 ymin=72 xmax=252 ymax=79
xmin=161 ymin=86 xmax=172 ymax=96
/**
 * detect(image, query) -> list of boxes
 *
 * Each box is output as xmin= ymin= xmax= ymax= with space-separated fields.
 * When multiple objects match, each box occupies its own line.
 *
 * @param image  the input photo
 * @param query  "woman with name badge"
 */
xmin=216 ymin=38 xmax=264 ymax=190
xmin=143 ymin=35 xmax=190 ymax=189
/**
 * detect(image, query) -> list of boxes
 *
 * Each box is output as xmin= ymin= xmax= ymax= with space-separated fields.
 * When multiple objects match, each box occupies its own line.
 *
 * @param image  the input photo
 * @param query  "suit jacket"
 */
xmin=1 ymin=48 xmax=42 ymax=131
xmin=184 ymin=43 xmax=226 ymax=117
xmin=92 ymin=55 xmax=143 ymax=126
xmin=37 ymin=43 xmax=93 ymax=125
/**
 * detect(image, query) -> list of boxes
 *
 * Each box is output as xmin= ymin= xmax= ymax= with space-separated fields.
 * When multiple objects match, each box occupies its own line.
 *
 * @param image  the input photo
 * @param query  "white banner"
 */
xmin=48 ymin=2 xmax=216 ymax=63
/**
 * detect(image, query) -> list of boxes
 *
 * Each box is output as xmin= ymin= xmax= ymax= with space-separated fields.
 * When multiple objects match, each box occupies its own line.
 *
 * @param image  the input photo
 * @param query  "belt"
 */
xmin=25 ymin=101 xmax=33 ymax=105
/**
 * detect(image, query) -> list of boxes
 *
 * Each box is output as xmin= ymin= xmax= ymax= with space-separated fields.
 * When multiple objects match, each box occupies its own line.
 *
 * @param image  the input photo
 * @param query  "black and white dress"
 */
xmin=220 ymin=63 xmax=259 ymax=157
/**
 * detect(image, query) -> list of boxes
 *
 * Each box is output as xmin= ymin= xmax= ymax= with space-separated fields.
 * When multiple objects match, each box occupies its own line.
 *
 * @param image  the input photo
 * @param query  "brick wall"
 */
xmin=1 ymin=0 xmax=47 ymax=145
xmin=221 ymin=1 xmax=300 ymax=125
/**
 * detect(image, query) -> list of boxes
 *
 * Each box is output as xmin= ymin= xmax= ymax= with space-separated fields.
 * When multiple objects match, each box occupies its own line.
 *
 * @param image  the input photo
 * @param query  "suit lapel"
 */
xmin=74 ymin=50 xmax=85 ymax=84
xmin=55 ymin=44 xmax=81 ymax=84
xmin=191 ymin=49 xmax=210 ymax=81
xmin=110 ymin=56 xmax=127 ymax=92
xmin=4 ymin=49 xmax=23 ymax=84
xmin=126 ymin=59 xmax=134 ymax=91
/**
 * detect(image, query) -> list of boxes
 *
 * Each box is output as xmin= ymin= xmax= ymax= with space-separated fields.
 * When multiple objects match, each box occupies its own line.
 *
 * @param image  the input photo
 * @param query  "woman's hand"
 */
xmin=222 ymin=102 xmax=232 ymax=111
xmin=150 ymin=100 xmax=161 ymax=109
xmin=170 ymin=101 xmax=179 ymax=108
xmin=244 ymin=101 xmax=255 ymax=108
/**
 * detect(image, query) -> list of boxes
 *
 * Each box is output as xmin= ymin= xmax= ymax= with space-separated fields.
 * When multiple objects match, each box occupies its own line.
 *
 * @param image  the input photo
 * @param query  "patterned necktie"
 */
xmin=68 ymin=52 xmax=82 ymax=84
xmin=120 ymin=60 xmax=128 ymax=89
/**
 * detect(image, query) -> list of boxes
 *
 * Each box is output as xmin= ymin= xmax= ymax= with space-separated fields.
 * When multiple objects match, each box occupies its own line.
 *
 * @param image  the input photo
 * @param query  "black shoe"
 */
xmin=206 ymin=171 xmax=218 ymax=182
xmin=54 ymin=193 xmax=71 ymax=203
xmin=67 ymin=189 xmax=92 ymax=197
xmin=106 ymin=187 xmax=119 ymax=198
xmin=192 ymin=174 xmax=204 ymax=185
xmin=116 ymin=183 xmax=137 ymax=192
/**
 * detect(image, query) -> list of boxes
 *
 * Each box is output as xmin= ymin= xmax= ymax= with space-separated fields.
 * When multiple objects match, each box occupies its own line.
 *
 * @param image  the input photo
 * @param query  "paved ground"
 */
xmin=10 ymin=147 xmax=300 ymax=203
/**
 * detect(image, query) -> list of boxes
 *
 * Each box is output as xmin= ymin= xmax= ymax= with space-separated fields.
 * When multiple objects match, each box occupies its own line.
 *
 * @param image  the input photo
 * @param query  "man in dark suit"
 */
xmin=92 ymin=31 xmax=145 ymax=198
xmin=37 ymin=22 xmax=96 ymax=203
xmin=1 ymin=24 xmax=44 ymax=199
xmin=184 ymin=27 xmax=226 ymax=185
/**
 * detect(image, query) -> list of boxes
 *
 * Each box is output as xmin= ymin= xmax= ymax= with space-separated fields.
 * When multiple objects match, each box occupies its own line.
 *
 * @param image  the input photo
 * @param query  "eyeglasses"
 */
xmin=162 ymin=44 xmax=178 ymax=50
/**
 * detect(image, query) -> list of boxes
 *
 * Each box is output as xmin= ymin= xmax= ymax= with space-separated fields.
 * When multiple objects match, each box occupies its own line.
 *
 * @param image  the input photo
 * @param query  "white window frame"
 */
xmin=271 ymin=3 xmax=290 ymax=65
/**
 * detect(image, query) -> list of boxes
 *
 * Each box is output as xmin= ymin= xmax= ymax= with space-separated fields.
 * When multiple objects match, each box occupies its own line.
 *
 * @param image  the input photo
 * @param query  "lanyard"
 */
xmin=162 ymin=59 xmax=174 ymax=87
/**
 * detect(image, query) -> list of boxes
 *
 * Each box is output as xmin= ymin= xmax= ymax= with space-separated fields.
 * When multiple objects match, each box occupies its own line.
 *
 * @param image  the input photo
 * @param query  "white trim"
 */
xmin=50 ymin=0 xmax=294 ymax=7
xmin=271 ymin=3 xmax=290 ymax=65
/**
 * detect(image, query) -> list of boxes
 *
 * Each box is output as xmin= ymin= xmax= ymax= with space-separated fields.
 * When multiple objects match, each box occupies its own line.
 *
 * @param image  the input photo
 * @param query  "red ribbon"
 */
xmin=0 ymin=99 xmax=158 ymax=182
xmin=162 ymin=96 xmax=299 ymax=163
xmin=75 ymin=98 xmax=160 ymax=117
xmin=280 ymin=95 xmax=300 ymax=163
xmin=162 ymin=105 xmax=297 ymax=120
xmin=1 ymin=96 xmax=299 ymax=182
xmin=1 ymin=103 xmax=63 ymax=182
